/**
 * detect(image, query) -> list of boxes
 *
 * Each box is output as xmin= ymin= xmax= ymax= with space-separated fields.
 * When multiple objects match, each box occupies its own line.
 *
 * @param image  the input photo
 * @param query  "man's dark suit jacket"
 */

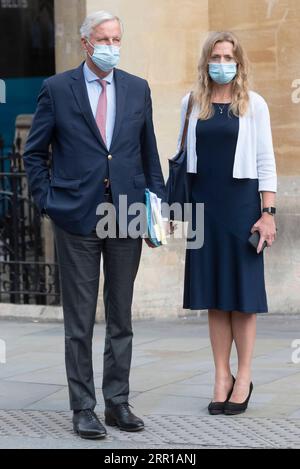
xmin=24 ymin=63 xmax=166 ymax=235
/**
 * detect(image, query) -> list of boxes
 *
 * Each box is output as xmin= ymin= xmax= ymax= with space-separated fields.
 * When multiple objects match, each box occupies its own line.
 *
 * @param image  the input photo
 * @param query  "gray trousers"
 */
xmin=52 ymin=220 xmax=142 ymax=411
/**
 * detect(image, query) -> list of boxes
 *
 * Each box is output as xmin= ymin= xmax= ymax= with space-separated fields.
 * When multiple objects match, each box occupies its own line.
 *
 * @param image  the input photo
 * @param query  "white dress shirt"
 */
xmin=177 ymin=91 xmax=277 ymax=193
xmin=83 ymin=62 xmax=116 ymax=150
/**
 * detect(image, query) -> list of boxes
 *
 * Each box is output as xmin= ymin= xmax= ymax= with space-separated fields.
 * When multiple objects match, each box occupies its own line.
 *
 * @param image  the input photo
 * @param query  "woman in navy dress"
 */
xmin=179 ymin=32 xmax=277 ymax=415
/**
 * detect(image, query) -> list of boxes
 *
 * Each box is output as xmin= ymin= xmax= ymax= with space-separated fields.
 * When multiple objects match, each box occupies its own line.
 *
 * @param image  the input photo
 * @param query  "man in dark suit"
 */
xmin=24 ymin=10 xmax=166 ymax=440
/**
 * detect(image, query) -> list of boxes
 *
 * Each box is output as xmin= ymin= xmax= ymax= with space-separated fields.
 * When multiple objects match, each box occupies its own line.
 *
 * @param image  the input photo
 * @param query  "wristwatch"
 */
xmin=262 ymin=207 xmax=276 ymax=216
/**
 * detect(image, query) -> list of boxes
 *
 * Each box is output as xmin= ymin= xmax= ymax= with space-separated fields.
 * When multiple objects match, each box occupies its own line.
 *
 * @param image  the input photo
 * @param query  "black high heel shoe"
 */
xmin=208 ymin=376 xmax=235 ymax=415
xmin=224 ymin=382 xmax=253 ymax=415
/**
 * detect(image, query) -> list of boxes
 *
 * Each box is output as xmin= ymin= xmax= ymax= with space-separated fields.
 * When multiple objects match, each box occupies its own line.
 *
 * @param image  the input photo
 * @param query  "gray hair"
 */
xmin=80 ymin=10 xmax=123 ymax=39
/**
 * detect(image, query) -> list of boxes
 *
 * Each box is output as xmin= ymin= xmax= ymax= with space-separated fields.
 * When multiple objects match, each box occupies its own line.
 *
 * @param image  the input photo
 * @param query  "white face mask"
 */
xmin=87 ymin=40 xmax=120 ymax=72
xmin=208 ymin=63 xmax=237 ymax=85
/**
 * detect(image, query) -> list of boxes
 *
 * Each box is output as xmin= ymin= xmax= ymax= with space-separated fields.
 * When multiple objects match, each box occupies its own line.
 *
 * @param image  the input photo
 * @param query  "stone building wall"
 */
xmin=53 ymin=0 xmax=300 ymax=317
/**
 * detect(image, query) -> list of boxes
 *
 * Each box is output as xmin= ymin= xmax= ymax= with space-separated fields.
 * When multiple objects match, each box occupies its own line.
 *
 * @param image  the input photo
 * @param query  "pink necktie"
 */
xmin=96 ymin=79 xmax=107 ymax=145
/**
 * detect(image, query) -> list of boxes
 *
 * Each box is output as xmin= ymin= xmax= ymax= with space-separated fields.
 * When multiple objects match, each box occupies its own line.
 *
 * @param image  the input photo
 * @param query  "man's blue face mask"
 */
xmin=87 ymin=40 xmax=120 ymax=72
xmin=208 ymin=63 xmax=237 ymax=85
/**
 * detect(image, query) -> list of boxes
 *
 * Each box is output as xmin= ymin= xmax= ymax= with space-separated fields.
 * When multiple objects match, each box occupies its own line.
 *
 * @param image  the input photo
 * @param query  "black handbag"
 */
xmin=166 ymin=93 xmax=194 ymax=221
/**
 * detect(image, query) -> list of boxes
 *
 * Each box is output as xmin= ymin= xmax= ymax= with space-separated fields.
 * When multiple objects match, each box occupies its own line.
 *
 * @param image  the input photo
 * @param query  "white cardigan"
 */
xmin=177 ymin=91 xmax=277 ymax=192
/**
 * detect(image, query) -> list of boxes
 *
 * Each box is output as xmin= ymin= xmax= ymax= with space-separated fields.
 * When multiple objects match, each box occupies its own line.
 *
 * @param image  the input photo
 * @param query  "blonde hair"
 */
xmin=194 ymin=31 xmax=250 ymax=120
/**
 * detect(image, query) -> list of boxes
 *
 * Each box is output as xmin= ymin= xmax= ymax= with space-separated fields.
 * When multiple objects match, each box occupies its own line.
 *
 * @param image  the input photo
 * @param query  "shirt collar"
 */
xmin=83 ymin=62 xmax=114 ymax=85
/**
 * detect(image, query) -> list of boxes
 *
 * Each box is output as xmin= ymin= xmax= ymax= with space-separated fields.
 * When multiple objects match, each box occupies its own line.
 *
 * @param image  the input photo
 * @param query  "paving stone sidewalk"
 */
xmin=0 ymin=314 xmax=299 ymax=449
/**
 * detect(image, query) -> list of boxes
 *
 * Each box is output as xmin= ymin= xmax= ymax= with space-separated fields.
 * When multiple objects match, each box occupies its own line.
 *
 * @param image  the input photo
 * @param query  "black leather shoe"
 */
xmin=224 ymin=382 xmax=254 ymax=415
xmin=105 ymin=403 xmax=144 ymax=432
xmin=208 ymin=375 xmax=236 ymax=415
xmin=73 ymin=409 xmax=107 ymax=439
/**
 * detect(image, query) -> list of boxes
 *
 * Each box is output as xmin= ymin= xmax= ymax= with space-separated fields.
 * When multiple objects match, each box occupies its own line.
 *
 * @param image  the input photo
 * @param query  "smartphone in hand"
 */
xmin=248 ymin=231 xmax=267 ymax=253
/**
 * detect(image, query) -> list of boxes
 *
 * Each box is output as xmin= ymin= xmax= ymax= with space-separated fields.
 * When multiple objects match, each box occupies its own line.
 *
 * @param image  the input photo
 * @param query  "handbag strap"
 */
xmin=179 ymin=92 xmax=194 ymax=152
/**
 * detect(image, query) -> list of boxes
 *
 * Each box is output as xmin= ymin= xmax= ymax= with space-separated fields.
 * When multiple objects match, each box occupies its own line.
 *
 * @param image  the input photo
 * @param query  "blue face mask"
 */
xmin=208 ymin=63 xmax=237 ymax=85
xmin=87 ymin=40 xmax=120 ymax=72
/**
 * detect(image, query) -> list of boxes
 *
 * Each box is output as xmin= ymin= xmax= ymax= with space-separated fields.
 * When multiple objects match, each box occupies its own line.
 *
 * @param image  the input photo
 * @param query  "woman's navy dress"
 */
xmin=183 ymin=103 xmax=268 ymax=313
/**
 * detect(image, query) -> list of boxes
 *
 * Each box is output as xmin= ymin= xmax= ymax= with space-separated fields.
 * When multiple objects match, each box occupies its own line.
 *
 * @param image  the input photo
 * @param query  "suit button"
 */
xmin=104 ymin=178 xmax=109 ymax=185
xmin=108 ymin=154 xmax=113 ymax=160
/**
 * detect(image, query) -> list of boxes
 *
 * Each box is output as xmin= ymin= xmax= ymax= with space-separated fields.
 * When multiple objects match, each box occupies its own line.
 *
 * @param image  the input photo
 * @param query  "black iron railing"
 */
xmin=0 ymin=148 xmax=60 ymax=305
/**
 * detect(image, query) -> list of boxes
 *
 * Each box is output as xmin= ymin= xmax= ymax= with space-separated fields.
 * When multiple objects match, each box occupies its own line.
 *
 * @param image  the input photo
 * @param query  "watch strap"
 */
xmin=262 ymin=207 xmax=276 ymax=215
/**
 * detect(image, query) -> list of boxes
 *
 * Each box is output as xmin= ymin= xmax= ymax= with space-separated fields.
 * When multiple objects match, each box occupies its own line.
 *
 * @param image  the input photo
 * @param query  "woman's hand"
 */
xmin=250 ymin=213 xmax=277 ymax=253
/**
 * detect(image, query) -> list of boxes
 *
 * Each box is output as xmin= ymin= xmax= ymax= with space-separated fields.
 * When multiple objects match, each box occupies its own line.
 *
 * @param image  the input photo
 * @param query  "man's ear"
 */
xmin=81 ymin=38 xmax=88 ymax=53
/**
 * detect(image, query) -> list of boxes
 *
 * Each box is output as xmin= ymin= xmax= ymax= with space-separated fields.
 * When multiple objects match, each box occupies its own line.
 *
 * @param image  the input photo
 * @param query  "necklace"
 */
xmin=217 ymin=104 xmax=226 ymax=114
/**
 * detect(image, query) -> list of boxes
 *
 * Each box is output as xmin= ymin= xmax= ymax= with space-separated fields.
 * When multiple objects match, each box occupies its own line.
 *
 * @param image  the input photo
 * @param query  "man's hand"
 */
xmin=144 ymin=221 xmax=177 ymax=248
xmin=144 ymin=238 xmax=156 ymax=249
